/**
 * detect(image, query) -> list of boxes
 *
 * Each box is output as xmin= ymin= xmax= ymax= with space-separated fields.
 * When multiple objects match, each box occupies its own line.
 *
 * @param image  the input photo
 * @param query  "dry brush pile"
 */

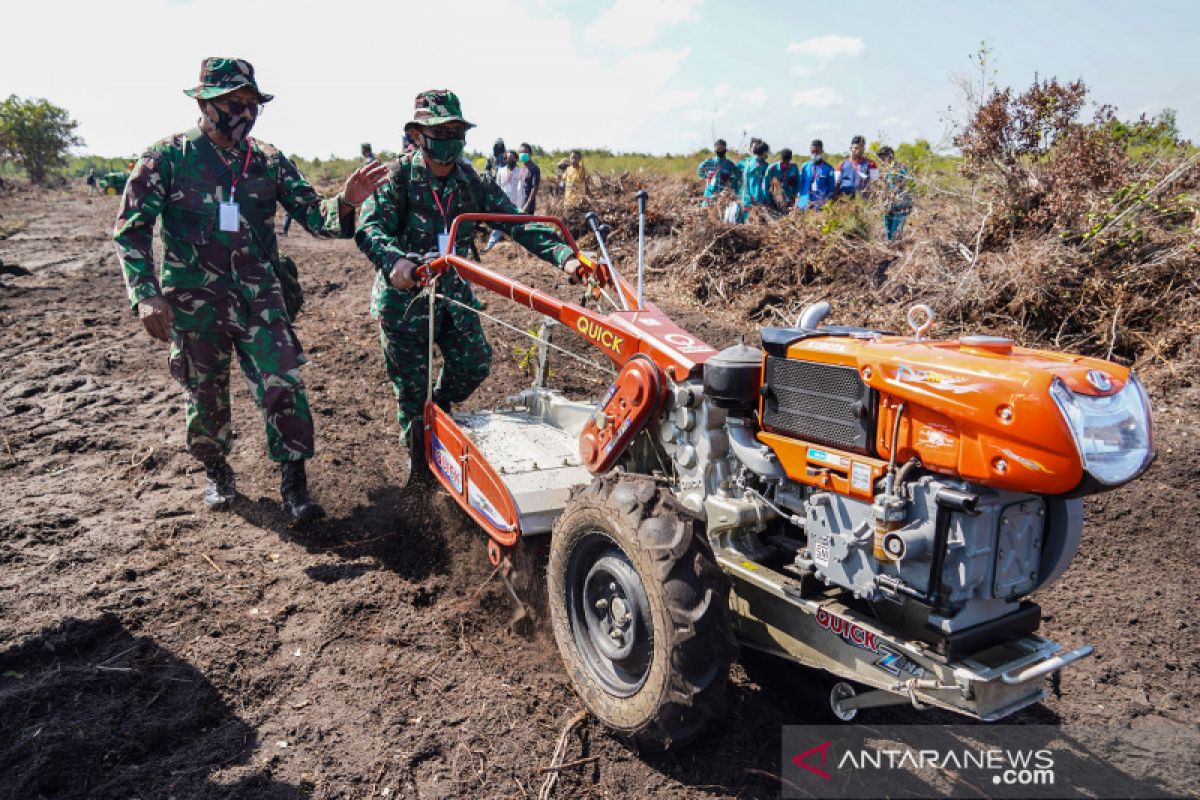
xmin=568 ymin=82 xmax=1199 ymax=389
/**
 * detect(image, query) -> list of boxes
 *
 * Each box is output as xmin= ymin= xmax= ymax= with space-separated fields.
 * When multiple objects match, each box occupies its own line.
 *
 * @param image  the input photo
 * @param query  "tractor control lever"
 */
xmin=635 ymin=190 xmax=649 ymax=310
xmin=407 ymin=251 xmax=444 ymax=286
xmin=584 ymin=213 xmax=629 ymax=310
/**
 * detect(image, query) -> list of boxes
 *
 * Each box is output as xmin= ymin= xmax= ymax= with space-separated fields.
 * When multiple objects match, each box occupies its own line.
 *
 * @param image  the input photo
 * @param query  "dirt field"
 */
xmin=1 ymin=185 xmax=1197 ymax=799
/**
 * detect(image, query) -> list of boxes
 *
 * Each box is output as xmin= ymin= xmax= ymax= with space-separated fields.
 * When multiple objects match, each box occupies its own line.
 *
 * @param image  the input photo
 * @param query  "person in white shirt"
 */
xmin=484 ymin=150 xmax=528 ymax=251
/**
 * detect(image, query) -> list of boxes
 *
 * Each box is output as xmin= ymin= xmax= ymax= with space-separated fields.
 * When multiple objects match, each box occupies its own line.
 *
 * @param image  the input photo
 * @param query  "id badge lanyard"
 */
xmin=215 ymin=142 xmax=253 ymax=233
xmin=432 ymin=187 xmax=454 ymax=256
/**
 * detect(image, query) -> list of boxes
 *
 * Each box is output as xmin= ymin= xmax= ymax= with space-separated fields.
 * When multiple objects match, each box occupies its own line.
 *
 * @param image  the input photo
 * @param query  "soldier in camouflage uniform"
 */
xmin=355 ymin=90 xmax=581 ymax=480
xmin=113 ymin=57 xmax=389 ymax=522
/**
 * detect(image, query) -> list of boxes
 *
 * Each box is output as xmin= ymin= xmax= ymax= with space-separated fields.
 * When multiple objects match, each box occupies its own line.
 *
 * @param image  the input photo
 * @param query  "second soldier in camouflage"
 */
xmin=355 ymin=89 xmax=581 ymax=482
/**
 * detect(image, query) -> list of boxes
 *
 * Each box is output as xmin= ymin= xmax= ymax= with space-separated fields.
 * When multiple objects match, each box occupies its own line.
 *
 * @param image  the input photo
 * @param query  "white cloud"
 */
xmin=786 ymin=35 xmax=865 ymax=61
xmin=683 ymin=107 xmax=719 ymax=122
xmin=790 ymin=64 xmax=812 ymax=78
xmin=586 ymin=0 xmax=703 ymax=49
xmin=792 ymin=87 xmax=842 ymax=108
xmin=8 ymin=0 xmax=881 ymax=157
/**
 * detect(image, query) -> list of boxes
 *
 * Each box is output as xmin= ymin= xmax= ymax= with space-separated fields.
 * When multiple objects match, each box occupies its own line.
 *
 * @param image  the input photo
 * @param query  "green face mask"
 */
xmin=423 ymin=137 xmax=465 ymax=164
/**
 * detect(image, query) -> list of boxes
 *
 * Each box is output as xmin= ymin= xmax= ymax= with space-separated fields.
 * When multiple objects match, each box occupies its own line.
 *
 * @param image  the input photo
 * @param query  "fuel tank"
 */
xmin=757 ymin=328 xmax=1149 ymax=496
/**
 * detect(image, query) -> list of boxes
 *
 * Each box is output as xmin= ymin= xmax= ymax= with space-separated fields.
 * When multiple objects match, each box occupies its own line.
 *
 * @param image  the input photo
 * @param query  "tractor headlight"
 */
xmin=1050 ymin=374 xmax=1154 ymax=487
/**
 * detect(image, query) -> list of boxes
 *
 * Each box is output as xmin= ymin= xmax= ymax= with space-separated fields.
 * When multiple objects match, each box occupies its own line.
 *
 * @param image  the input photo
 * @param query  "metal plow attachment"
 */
xmin=427 ymin=388 xmax=595 ymax=545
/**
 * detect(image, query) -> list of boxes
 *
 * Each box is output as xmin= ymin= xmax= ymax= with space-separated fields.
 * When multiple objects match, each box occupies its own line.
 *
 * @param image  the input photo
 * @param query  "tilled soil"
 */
xmin=0 ymin=185 xmax=1196 ymax=799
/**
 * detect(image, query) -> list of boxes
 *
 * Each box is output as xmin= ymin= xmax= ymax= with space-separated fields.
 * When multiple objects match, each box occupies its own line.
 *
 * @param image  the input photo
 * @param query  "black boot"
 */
xmin=404 ymin=425 xmax=434 ymax=489
xmin=203 ymin=461 xmax=236 ymax=509
xmin=281 ymin=460 xmax=325 ymax=525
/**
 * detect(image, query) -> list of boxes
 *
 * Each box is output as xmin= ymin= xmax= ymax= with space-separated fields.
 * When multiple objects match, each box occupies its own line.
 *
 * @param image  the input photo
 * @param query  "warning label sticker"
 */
xmin=812 ymin=535 xmax=831 ymax=567
xmin=851 ymin=461 xmax=872 ymax=492
xmin=807 ymin=447 xmax=851 ymax=469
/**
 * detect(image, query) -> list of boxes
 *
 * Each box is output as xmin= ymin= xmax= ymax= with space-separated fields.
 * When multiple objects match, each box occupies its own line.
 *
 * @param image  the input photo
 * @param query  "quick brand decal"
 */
xmin=431 ymin=435 xmax=463 ymax=494
xmin=576 ymin=317 xmax=624 ymax=353
xmin=468 ymin=477 xmax=508 ymax=530
xmin=815 ymin=607 xmax=879 ymax=653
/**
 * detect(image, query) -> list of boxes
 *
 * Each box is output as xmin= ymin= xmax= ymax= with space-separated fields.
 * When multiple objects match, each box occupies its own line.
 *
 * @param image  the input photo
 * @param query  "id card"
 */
xmin=219 ymin=201 xmax=240 ymax=232
xmin=437 ymin=232 xmax=451 ymax=256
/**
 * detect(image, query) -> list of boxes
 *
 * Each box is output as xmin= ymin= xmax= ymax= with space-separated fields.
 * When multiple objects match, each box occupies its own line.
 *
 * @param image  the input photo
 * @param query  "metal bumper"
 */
xmin=717 ymin=548 xmax=1094 ymax=721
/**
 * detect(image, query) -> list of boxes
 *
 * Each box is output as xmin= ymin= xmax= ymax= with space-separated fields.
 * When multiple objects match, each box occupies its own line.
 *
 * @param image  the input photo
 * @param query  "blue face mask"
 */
xmin=812 ymin=153 xmax=823 ymax=162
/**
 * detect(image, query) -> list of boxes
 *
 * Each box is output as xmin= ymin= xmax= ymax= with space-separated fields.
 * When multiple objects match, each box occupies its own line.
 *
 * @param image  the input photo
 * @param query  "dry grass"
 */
xmin=553 ymin=163 xmax=1199 ymax=389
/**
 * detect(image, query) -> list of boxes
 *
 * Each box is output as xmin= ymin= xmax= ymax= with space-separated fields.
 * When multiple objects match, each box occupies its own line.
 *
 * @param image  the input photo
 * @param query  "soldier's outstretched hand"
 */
xmin=137 ymin=296 xmax=174 ymax=342
xmin=342 ymin=160 xmax=391 ymax=206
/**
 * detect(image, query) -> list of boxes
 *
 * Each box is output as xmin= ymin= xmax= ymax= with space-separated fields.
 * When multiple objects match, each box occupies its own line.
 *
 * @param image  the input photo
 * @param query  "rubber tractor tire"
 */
xmin=104 ymin=186 xmax=118 ymax=195
xmin=548 ymin=474 xmax=735 ymax=751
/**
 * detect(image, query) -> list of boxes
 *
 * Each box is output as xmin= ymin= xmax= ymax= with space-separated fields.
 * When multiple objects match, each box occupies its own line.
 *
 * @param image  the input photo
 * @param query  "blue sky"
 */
xmin=2 ymin=0 xmax=1196 ymax=159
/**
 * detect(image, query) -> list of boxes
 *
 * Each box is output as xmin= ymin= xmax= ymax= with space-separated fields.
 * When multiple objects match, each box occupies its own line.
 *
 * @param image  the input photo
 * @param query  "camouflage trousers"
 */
xmin=379 ymin=295 xmax=492 ymax=436
xmin=168 ymin=317 xmax=314 ymax=466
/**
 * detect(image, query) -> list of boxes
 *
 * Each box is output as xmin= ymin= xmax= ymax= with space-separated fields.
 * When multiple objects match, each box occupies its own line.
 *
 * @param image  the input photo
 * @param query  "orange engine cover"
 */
xmin=759 ymin=333 xmax=1134 ymax=496
xmin=580 ymin=356 xmax=665 ymax=474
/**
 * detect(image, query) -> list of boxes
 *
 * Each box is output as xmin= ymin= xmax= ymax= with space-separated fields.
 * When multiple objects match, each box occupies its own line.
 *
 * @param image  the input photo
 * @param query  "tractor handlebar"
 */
xmin=412 ymin=213 xmax=632 ymax=301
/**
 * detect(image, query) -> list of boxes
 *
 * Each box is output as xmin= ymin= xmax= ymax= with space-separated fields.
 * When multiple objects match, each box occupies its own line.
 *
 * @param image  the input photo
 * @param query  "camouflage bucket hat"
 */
xmin=403 ymin=89 xmax=475 ymax=133
xmin=183 ymin=57 xmax=274 ymax=103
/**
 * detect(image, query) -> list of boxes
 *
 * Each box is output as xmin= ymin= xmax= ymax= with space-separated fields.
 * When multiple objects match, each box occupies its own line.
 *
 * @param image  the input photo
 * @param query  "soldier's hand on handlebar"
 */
xmin=137 ymin=296 xmax=174 ymax=342
xmin=388 ymin=257 xmax=419 ymax=290
xmin=562 ymin=257 xmax=583 ymax=285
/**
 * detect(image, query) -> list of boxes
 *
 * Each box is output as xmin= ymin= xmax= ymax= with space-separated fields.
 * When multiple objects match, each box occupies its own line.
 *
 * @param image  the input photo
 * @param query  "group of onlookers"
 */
xmin=483 ymin=140 xmax=592 ymax=241
xmin=482 ymin=139 xmax=544 ymax=250
xmin=697 ymin=135 xmax=913 ymax=240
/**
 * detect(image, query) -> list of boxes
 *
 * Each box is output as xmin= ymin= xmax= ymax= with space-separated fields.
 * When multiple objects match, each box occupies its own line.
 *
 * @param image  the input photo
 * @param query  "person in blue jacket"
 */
xmin=764 ymin=148 xmax=800 ymax=210
xmin=796 ymin=139 xmax=837 ymax=210
xmin=695 ymin=138 xmax=741 ymax=206
xmin=738 ymin=140 xmax=771 ymax=222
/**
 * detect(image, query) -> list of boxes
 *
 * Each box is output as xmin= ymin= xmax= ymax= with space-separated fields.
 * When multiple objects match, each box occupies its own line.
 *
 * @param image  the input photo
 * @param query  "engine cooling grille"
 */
xmin=761 ymin=356 xmax=877 ymax=455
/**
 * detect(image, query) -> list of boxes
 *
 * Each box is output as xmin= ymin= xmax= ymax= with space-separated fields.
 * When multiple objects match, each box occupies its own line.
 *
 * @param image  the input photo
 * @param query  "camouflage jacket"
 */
xmin=355 ymin=150 xmax=573 ymax=325
xmin=113 ymin=128 xmax=350 ymax=331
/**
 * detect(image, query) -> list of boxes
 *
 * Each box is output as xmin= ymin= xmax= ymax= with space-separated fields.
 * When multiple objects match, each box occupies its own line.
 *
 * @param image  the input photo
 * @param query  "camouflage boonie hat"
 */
xmin=403 ymin=89 xmax=475 ymax=133
xmin=183 ymin=57 xmax=274 ymax=103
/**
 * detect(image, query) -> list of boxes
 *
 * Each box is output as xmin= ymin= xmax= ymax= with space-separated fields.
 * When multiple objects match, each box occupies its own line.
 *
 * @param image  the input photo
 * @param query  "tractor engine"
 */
xmin=679 ymin=303 xmax=1155 ymax=649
